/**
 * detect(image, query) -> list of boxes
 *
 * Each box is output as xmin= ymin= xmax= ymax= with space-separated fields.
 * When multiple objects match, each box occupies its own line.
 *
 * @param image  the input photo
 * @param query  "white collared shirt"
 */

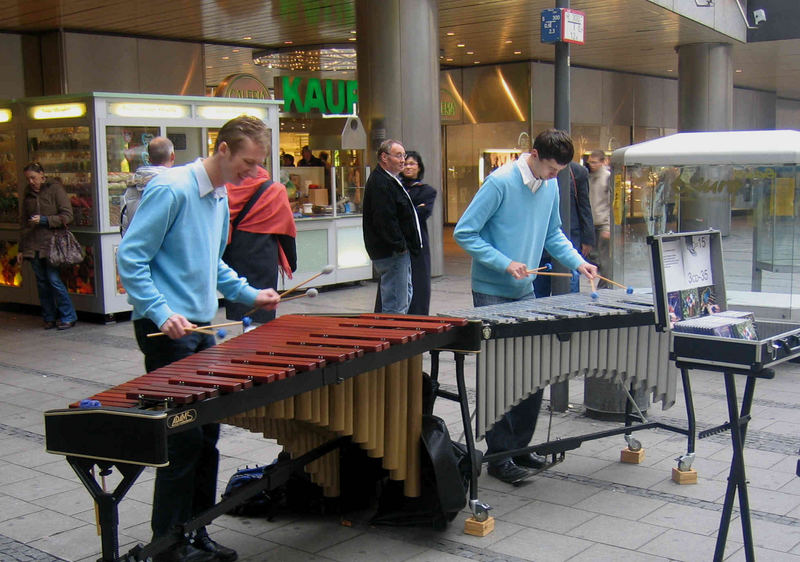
xmin=516 ymin=153 xmax=544 ymax=194
xmin=191 ymin=158 xmax=227 ymax=199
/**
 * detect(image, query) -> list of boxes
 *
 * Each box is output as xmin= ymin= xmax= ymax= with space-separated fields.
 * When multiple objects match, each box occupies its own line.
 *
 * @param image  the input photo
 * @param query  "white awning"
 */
xmin=611 ymin=130 xmax=800 ymax=166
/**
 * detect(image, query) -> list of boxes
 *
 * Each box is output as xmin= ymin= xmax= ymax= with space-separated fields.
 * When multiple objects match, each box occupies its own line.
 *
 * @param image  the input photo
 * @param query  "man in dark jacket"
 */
xmin=534 ymin=161 xmax=595 ymax=296
xmin=362 ymin=139 xmax=422 ymax=314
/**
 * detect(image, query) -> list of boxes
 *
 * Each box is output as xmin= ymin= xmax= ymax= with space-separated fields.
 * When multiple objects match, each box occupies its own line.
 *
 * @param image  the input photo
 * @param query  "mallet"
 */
xmin=280 ymin=287 xmax=319 ymax=303
xmin=598 ymin=275 xmax=634 ymax=294
xmin=526 ymin=263 xmax=553 ymax=275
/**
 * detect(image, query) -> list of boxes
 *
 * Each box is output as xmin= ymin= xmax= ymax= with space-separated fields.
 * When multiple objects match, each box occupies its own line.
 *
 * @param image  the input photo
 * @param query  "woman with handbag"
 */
xmin=18 ymin=162 xmax=78 ymax=330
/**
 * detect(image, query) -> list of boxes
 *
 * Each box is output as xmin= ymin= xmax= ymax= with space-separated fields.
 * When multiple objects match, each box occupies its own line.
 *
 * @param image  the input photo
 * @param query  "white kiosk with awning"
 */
xmin=611 ymin=130 xmax=800 ymax=319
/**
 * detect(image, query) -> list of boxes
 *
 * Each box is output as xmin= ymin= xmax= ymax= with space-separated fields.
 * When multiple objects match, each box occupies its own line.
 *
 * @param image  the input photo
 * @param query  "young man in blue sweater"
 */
xmin=118 ymin=116 xmax=280 ymax=562
xmin=454 ymin=129 xmax=597 ymax=484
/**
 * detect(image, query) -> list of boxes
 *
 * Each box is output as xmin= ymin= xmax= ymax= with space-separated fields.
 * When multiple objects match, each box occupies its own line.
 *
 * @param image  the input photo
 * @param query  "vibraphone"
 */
xmin=44 ymin=313 xmax=481 ymax=562
xmin=439 ymin=290 xmax=697 ymax=522
xmin=446 ymin=290 xmax=679 ymax=438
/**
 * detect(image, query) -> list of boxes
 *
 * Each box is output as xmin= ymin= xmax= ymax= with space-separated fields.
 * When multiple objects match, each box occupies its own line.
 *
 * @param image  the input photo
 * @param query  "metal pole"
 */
xmin=550 ymin=0 xmax=571 ymax=411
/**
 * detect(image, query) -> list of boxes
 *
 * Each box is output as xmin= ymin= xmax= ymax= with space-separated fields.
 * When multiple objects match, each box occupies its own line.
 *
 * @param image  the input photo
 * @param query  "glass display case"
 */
xmin=0 ymin=93 xmax=283 ymax=316
xmin=611 ymin=131 xmax=800 ymax=319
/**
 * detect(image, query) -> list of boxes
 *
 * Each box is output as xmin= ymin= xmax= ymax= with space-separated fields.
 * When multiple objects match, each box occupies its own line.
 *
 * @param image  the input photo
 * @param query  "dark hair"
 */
xmin=589 ymin=149 xmax=606 ymax=160
xmin=404 ymin=150 xmax=425 ymax=181
xmin=147 ymin=136 xmax=174 ymax=166
xmin=282 ymin=153 xmax=294 ymax=165
xmin=533 ymin=129 xmax=574 ymax=165
xmin=23 ymin=161 xmax=45 ymax=174
xmin=214 ymin=115 xmax=269 ymax=154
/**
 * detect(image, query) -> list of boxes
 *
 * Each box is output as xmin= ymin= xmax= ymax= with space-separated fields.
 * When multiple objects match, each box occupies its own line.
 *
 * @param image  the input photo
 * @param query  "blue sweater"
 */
xmin=454 ymin=160 xmax=584 ymax=299
xmin=117 ymin=160 xmax=258 ymax=327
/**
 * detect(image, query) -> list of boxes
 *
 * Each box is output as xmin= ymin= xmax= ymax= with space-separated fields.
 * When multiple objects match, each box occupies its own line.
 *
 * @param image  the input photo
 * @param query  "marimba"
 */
xmin=44 ymin=313 xmax=481 ymax=562
xmin=445 ymin=290 xmax=679 ymax=438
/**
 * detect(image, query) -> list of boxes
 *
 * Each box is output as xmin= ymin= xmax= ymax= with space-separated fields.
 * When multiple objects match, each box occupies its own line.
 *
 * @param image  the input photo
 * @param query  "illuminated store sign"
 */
xmin=29 ymin=103 xmax=86 ymax=120
xmin=197 ymin=105 xmax=266 ymax=120
xmin=276 ymin=76 xmax=358 ymax=115
xmin=109 ymin=103 xmax=189 ymax=119
xmin=215 ymin=74 xmax=271 ymax=100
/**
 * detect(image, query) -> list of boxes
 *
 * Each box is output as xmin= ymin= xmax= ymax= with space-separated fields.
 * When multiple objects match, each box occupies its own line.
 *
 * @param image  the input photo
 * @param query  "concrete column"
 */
xmin=677 ymin=43 xmax=733 ymax=234
xmin=356 ymin=0 xmax=444 ymax=276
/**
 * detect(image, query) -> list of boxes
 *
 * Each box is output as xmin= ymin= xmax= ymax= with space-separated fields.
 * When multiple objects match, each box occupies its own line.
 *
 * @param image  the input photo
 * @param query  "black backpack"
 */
xmin=370 ymin=414 xmax=471 ymax=530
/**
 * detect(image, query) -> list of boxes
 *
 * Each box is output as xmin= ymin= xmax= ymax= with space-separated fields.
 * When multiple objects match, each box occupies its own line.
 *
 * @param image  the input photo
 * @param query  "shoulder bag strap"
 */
xmin=232 ymin=179 xmax=273 ymax=230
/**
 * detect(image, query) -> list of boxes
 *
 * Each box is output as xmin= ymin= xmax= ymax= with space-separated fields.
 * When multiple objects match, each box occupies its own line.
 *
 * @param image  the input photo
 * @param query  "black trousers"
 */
xmin=134 ymin=318 xmax=218 ymax=539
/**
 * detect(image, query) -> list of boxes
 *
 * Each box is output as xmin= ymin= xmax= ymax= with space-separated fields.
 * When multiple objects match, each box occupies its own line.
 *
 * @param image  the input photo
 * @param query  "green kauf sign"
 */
xmin=276 ymin=76 xmax=358 ymax=114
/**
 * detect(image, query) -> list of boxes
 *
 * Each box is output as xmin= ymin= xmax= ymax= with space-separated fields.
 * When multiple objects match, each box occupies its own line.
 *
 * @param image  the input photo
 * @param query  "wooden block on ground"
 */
xmin=464 ymin=516 xmax=495 ymax=537
xmin=620 ymin=447 xmax=645 ymax=464
xmin=672 ymin=467 xmax=698 ymax=484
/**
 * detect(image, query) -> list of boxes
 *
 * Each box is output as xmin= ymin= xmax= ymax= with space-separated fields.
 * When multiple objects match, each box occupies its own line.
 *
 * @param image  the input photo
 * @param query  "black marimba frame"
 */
xmin=430 ymin=348 xmax=699 ymax=523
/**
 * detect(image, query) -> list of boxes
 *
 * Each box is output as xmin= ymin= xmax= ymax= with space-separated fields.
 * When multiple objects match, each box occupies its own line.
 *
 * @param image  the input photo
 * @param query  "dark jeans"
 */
xmin=473 ymin=290 xmax=544 ymax=467
xmin=134 ymin=318 xmax=219 ymax=539
xmin=28 ymin=254 xmax=77 ymax=324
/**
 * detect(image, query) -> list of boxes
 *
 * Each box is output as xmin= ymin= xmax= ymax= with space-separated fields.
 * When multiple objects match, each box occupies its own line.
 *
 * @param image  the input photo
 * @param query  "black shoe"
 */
xmin=192 ymin=532 xmax=238 ymax=562
xmin=43 ymin=321 xmax=56 ymax=330
xmin=153 ymin=542 xmax=217 ymax=562
xmin=487 ymin=460 xmax=530 ymax=484
xmin=513 ymin=452 xmax=547 ymax=469
xmin=56 ymin=320 xmax=75 ymax=330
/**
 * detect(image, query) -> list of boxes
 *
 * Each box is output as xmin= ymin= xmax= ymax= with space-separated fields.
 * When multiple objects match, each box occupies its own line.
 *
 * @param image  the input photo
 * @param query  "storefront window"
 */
xmin=106 ymin=126 xmax=161 ymax=229
xmin=28 ymin=127 xmax=93 ymax=228
xmin=0 ymin=129 xmax=17 ymax=224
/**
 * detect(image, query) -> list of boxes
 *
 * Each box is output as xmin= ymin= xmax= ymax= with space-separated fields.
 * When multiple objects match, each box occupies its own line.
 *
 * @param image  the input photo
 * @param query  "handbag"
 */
xmin=47 ymin=227 xmax=85 ymax=267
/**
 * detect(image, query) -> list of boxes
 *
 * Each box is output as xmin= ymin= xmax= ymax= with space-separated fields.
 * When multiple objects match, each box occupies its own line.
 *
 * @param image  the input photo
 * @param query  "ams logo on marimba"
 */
xmin=167 ymin=409 xmax=197 ymax=428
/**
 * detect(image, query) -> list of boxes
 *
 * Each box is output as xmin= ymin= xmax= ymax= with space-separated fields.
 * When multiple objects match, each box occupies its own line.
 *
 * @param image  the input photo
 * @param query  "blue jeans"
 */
xmin=373 ymin=252 xmax=412 ymax=314
xmin=133 ymin=318 xmax=219 ymax=539
xmin=28 ymin=254 xmax=77 ymax=324
xmin=473 ymin=290 xmax=543 ymax=467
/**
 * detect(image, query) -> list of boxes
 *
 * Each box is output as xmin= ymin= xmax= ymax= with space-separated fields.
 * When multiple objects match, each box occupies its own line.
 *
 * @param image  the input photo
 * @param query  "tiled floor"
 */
xmin=2 ymin=228 xmax=800 ymax=561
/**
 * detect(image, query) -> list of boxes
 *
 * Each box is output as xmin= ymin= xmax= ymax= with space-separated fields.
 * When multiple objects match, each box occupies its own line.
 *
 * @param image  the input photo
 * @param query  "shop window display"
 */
xmin=0 ymin=130 xmax=17 ymax=224
xmin=27 ymin=127 xmax=93 ymax=228
xmin=0 ymin=240 xmax=21 ymax=287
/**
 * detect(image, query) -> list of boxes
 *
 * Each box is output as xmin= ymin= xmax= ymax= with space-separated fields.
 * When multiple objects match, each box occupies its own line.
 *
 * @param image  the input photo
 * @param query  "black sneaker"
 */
xmin=192 ymin=531 xmax=238 ymax=562
xmin=487 ymin=460 xmax=530 ymax=484
xmin=153 ymin=542 xmax=216 ymax=562
xmin=513 ymin=452 xmax=547 ymax=469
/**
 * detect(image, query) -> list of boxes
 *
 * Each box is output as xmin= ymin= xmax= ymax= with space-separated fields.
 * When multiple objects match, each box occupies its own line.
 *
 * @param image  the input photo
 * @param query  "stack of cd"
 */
xmin=673 ymin=310 xmax=758 ymax=341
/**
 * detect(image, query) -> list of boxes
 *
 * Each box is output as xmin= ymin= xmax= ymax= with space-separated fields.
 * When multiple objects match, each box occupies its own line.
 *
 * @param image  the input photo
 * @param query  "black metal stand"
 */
xmin=66 ymin=436 xmax=349 ymax=562
xmin=675 ymin=362 xmax=774 ymax=562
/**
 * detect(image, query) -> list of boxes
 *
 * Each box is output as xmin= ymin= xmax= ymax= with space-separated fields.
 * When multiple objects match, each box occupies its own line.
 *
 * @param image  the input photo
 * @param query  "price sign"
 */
xmin=661 ymin=235 xmax=713 ymax=291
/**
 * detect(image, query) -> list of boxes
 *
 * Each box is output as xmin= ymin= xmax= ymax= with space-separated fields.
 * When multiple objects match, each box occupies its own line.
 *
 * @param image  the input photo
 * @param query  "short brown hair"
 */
xmin=214 ymin=115 xmax=269 ymax=154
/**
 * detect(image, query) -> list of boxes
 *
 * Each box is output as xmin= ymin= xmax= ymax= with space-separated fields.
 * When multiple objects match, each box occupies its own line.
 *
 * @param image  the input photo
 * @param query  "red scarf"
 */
xmin=227 ymin=167 xmax=297 ymax=278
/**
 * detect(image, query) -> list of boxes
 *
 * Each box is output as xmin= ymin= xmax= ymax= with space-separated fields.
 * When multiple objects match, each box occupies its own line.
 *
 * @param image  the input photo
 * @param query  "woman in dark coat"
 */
xmin=401 ymin=151 xmax=437 ymax=315
xmin=18 ymin=161 xmax=78 ymax=329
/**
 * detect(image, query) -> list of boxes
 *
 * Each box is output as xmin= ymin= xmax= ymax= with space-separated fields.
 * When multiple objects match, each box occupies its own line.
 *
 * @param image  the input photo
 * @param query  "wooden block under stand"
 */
xmin=672 ymin=467 xmax=698 ymax=484
xmin=620 ymin=447 xmax=645 ymax=464
xmin=464 ymin=516 xmax=495 ymax=537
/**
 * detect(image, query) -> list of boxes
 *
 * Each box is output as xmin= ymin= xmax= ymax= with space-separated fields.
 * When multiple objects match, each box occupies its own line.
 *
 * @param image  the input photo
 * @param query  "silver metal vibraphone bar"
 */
xmin=446 ymin=290 xmax=677 ymax=438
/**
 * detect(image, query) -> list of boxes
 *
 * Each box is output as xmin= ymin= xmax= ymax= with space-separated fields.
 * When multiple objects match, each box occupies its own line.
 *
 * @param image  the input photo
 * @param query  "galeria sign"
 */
xmin=278 ymin=76 xmax=358 ymax=114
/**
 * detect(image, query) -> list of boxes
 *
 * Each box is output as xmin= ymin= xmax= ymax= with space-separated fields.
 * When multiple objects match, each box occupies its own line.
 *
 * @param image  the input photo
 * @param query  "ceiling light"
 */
xmin=232 ymin=49 xmax=240 ymax=53
xmin=514 ymin=51 xmax=522 ymax=55
xmin=222 ymin=56 xmax=230 ymax=60
xmin=243 ymin=36 xmax=252 ymax=40
xmin=735 ymin=69 xmax=743 ymax=73
xmin=446 ymin=57 xmax=453 ymax=62
xmin=253 ymin=44 xmax=357 ymax=72
xmin=446 ymin=32 xmax=455 ymax=36
xmin=457 ymin=43 xmax=465 ymax=48
xmin=350 ymin=30 xmax=356 ymax=34
xmin=505 ymin=40 xmax=512 ymax=44
xmin=667 ymin=69 xmax=673 ymax=72
xmin=467 ymin=51 xmax=474 ymax=55
xmin=348 ymin=37 xmax=356 ymax=41
xmin=473 ymin=61 xmax=480 ymax=64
